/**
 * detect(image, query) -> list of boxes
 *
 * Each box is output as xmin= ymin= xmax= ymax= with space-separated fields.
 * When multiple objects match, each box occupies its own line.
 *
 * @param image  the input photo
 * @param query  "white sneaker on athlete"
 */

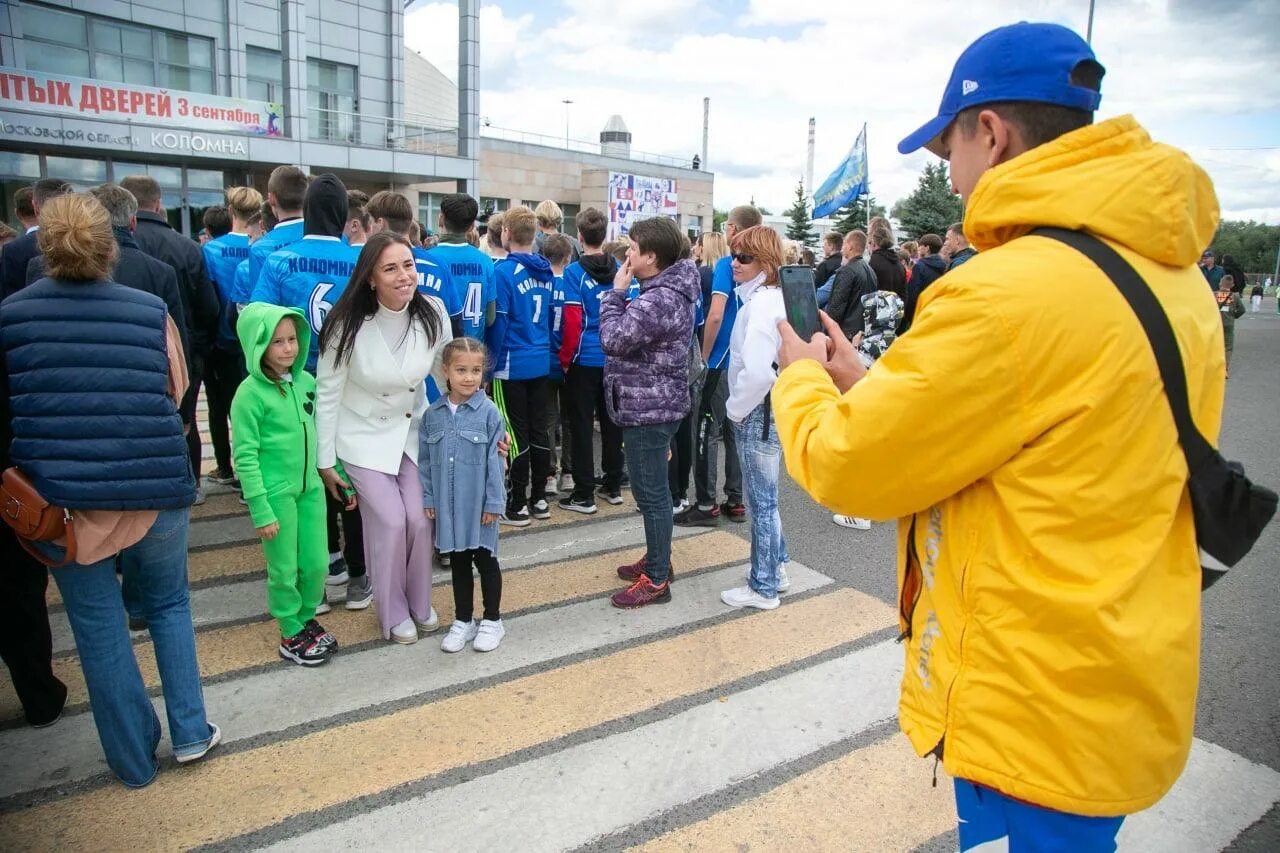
xmin=315 ymin=599 xmax=332 ymax=615
xmin=720 ymin=585 xmax=780 ymax=610
xmin=559 ymin=473 xmax=576 ymax=493
xmin=545 ymin=476 xmax=559 ymax=496
xmin=832 ymin=514 xmax=871 ymax=530
xmin=473 ymin=618 xmax=506 ymax=652
xmin=531 ymin=499 xmax=552 ymax=520
xmin=441 ymin=619 xmax=479 ymax=653
xmin=413 ymin=607 xmax=440 ymax=634
xmin=743 ymin=564 xmax=791 ymax=594
xmin=390 ymin=618 xmax=418 ymax=644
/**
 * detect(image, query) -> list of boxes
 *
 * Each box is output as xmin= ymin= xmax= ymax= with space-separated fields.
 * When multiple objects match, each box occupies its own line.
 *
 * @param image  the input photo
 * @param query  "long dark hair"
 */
xmin=319 ymin=231 xmax=443 ymax=366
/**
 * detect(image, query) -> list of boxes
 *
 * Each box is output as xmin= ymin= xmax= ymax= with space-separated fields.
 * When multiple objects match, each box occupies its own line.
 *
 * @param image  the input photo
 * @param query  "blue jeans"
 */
xmin=955 ymin=779 xmax=1124 ymax=852
xmin=734 ymin=403 xmax=788 ymax=598
xmin=45 ymin=508 xmax=212 ymax=787
xmin=624 ymin=421 xmax=681 ymax=585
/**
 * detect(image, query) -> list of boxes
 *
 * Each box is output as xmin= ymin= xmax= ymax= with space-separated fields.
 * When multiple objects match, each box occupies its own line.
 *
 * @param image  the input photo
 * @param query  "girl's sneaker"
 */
xmin=303 ymin=619 xmax=337 ymax=652
xmin=473 ymin=619 xmax=506 ymax=652
xmin=391 ymin=618 xmax=418 ymax=644
xmin=441 ymin=619 xmax=479 ymax=653
xmin=279 ymin=630 xmax=330 ymax=666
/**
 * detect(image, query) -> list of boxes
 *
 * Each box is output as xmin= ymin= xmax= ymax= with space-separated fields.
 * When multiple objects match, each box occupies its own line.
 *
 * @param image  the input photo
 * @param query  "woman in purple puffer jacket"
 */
xmin=599 ymin=217 xmax=700 ymax=609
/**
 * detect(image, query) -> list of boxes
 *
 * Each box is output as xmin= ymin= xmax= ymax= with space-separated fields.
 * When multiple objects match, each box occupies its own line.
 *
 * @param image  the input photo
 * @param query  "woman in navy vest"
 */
xmin=0 ymin=193 xmax=219 ymax=786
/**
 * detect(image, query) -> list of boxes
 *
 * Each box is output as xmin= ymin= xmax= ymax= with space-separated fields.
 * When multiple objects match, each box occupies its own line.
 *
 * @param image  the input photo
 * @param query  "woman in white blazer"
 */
xmin=316 ymin=232 xmax=452 ymax=643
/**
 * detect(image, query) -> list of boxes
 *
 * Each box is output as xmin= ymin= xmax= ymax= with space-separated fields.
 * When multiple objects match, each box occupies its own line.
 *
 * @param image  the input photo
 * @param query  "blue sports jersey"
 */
xmin=424 ymin=241 xmax=495 ymax=340
xmin=202 ymin=232 xmax=251 ymax=349
xmin=412 ymin=246 xmax=458 ymax=316
xmin=549 ymin=272 xmax=581 ymax=381
xmin=232 ymin=259 xmax=250 ymax=312
xmin=707 ymin=255 xmax=740 ymax=369
xmin=243 ymin=218 xmax=305 ymax=303
xmin=253 ymin=235 xmax=360 ymax=373
xmin=562 ymin=259 xmax=615 ymax=369
xmin=487 ymin=254 xmax=554 ymax=381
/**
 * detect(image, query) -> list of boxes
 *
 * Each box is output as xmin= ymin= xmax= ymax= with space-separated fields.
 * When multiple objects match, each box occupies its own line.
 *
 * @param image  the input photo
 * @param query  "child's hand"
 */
xmin=257 ymin=522 xmax=279 ymax=540
xmin=481 ymin=512 xmax=499 ymax=526
xmin=425 ymin=507 xmax=436 ymax=520
xmin=343 ymin=491 xmax=358 ymax=512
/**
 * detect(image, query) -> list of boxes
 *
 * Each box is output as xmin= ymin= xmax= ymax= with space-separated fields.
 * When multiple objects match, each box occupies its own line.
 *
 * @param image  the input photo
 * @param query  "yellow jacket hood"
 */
xmin=965 ymin=114 xmax=1219 ymax=267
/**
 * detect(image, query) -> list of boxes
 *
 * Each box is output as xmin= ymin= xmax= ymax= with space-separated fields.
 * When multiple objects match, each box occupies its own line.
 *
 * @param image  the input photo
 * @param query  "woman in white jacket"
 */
xmin=316 ymin=232 xmax=452 ymax=643
xmin=721 ymin=225 xmax=791 ymax=610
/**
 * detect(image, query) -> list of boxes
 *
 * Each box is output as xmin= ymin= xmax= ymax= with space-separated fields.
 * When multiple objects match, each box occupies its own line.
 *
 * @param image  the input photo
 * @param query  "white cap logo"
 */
xmin=962 ymin=80 xmax=979 ymax=95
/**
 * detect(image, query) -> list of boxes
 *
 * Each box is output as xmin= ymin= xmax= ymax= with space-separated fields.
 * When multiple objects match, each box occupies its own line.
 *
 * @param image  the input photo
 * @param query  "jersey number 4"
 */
xmin=463 ymin=281 xmax=484 ymax=325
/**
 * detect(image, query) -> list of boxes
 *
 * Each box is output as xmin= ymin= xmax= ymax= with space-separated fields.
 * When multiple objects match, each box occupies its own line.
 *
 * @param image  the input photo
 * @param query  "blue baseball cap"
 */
xmin=897 ymin=22 xmax=1104 ymax=156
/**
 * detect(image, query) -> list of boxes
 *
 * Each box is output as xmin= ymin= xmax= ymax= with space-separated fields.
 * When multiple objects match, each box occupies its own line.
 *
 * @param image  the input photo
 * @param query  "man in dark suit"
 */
xmin=119 ymin=174 xmax=217 ymax=495
xmin=0 ymin=178 xmax=70 ymax=301
xmin=26 ymin=184 xmax=189 ymax=361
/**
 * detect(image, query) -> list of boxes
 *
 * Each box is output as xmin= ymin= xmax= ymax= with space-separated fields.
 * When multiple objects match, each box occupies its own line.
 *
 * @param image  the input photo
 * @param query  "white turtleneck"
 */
xmin=374 ymin=300 xmax=412 ymax=365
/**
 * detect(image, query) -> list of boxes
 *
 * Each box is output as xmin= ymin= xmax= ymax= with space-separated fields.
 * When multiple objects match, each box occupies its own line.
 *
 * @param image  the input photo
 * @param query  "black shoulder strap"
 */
xmin=1030 ymin=227 xmax=1216 ymax=473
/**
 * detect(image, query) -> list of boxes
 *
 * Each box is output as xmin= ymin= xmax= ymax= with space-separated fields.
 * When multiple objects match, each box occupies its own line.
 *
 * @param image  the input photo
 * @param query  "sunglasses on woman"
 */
xmin=731 ymin=253 xmax=756 ymax=264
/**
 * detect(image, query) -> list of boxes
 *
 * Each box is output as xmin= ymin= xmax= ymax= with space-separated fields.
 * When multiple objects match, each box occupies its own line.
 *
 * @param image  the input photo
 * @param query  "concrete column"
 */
xmin=280 ymin=0 xmax=308 ymax=141
xmin=457 ymin=0 xmax=480 ymax=197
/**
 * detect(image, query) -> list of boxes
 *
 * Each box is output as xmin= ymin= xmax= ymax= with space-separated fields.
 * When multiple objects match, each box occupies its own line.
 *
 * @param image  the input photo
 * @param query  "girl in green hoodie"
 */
xmin=231 ymin=303 xmax=351 ymax=666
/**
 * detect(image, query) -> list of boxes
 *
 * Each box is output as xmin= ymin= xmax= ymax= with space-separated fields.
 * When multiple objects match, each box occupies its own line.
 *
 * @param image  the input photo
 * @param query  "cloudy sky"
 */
xmin=405 ymin=0 xmax=1280 ymax=223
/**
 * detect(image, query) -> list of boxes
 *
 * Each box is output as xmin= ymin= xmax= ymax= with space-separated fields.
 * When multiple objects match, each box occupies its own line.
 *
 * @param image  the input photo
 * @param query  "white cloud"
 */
xmin=405 ymin=0 xmax=1280 ymax=223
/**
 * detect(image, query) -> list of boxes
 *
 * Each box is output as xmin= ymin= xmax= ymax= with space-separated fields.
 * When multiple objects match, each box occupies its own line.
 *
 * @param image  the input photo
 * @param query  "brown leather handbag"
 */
xmin=0 ymin=467 xmax=76 ymax=566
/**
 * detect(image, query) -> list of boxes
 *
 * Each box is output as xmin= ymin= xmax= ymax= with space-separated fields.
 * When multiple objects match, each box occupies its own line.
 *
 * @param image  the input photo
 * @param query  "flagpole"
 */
xmin=863 ymin=123 xmax=870 ymax=239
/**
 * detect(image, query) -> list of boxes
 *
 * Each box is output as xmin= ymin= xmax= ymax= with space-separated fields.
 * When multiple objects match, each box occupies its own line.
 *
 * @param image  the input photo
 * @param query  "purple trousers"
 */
xmin=344 ymin=454 xmax=434 ymax=639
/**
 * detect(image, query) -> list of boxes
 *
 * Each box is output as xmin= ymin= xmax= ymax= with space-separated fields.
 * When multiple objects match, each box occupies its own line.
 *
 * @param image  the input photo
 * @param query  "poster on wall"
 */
xmin=607 ymin=172 xmax=678 ymax=240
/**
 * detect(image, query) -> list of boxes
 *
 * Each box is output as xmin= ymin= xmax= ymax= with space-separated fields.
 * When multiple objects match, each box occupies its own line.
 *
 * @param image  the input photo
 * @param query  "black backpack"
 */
xmin=1033 ymin=228 xmax=1276 ymax=588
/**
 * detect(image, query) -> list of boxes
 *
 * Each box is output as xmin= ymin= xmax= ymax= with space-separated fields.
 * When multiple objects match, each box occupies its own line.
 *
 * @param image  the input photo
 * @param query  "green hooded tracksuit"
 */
xmin=230 ymin=303 xmax=328 ymax=639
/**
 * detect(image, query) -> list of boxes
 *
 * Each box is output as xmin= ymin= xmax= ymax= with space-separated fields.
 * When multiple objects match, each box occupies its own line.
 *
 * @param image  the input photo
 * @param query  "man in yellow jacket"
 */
xmin=774 ymin=22 xmax=1224 ymax=851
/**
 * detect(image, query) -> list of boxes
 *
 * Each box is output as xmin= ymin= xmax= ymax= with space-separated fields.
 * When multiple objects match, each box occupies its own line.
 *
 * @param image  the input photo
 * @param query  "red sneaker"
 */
xmin=617 ymin=557 xmax=675 ymax=583
xmin=721 ymin=501 xmax=747 ymax=523
xmin=610 ymin=574 xmax=672 ymax=608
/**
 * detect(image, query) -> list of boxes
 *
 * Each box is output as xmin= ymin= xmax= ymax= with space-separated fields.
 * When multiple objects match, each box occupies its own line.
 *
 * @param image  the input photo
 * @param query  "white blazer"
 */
xmin=316 ymin=299 xmax=452 ymax=475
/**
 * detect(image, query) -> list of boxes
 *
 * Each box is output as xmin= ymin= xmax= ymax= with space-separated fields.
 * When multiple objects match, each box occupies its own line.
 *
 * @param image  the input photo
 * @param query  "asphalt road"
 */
xmin=739 ymin=299 xmax=1280 ymax=849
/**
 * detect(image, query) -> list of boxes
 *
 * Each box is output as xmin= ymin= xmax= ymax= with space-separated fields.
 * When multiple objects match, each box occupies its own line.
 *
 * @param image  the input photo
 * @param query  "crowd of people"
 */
xmin=0 ymin=19 xmax=1262 ymax=852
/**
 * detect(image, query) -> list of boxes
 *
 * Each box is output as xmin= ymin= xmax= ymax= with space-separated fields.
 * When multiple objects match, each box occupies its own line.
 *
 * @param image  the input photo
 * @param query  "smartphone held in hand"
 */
xmin=780 ymin=265 xmax=822 ymax=342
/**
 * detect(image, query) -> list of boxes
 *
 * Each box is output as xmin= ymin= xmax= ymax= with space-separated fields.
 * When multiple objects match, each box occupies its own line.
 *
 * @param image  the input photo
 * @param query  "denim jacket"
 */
xmin=418 ymin=391 xmax=506 ymax=555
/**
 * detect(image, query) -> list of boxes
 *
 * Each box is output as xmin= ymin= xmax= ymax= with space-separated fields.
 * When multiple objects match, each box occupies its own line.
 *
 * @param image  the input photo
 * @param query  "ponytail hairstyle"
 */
xmin=319 ymin=231 xmax=443 ymax=367
xmin=439 ymin=336 xmax=489 ymax=392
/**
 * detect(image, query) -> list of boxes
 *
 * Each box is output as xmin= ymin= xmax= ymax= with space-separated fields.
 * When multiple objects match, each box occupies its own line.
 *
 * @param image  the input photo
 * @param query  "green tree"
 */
xmin=713 ymin=208 xmax=728 ymax=233
xmin=784 ymin=179 xmax=817 ymax=244
xmin=1210 ymin=220 xmax=1280 ymax=277
xmin=832 ymin=194 xmax=886 ymax=234
xmin=891 ymin=162 xmax=963 ymax=239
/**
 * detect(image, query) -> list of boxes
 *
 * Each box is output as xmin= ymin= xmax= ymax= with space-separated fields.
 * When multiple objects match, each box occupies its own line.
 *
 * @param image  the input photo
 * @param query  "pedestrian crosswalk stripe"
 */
xmin=0 ymin=531 xmax=750 ymax=725
xmin=0 ymin=561 xmax=837 ymax=801
xmin=0 ymin=589 xmax=892 ymax=850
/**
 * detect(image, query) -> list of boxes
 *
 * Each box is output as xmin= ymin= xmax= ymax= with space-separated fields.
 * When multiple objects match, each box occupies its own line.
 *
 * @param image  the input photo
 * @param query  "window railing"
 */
xmin=479 ymin=124 xmax=702 ymax=171
xmin=307 ymin=107 xmax=458 ymax=156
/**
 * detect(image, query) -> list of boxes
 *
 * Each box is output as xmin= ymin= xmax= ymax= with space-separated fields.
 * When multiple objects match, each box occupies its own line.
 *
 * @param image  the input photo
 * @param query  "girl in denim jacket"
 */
xmin=419 ymin=338 xmax=509 ymax=652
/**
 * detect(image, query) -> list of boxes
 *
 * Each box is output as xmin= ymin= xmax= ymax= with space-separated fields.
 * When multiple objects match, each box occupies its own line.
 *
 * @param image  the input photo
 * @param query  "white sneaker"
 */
xmin=413 ymin=607 xmax=440 ymax=634
xmin=833 ymin=514 xmax=871 ymax=530
xmin=441 ymin=619 xmax=479 ymax=653
xmin=545 ymin=476 xmax=559 ymax=496
xmin=315 ymin=600 xmax=332 ymax=615
xmin=672 ymin=499 xmax=690 ymax=515
xmin=720 ymin=585 xmax=780 ymax=610
xmin=531 ymin=499 xmax=552 ymax=520
xmin=192 ymin=487 xmax=206 ymax=506
xmin=390 ymin=618 xmax=418 ymax=644
xmin=743 ymin=563 xmax=791 ymax=594
xmin=559 ymin=473 xmax=576 ymax=493
xmin=174 ymin=722 xmax=221 ymax=764
xmin=473 ymin=618 xmax=506 ymax=652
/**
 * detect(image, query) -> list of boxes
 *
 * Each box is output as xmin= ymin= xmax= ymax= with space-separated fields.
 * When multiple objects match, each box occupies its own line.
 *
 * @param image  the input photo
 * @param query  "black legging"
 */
xmin=450 ymin=547 xmax=502 ymax=623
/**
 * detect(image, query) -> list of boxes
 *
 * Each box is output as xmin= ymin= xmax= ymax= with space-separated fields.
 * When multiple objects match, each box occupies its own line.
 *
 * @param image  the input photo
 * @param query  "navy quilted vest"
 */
xmin=0 ymin=279 xmax=195 ymax=510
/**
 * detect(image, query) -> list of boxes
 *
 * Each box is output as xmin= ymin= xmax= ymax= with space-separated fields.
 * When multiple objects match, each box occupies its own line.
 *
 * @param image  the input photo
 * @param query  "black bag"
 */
xmin=1033 ymin=228 xmax=1277 ymax=588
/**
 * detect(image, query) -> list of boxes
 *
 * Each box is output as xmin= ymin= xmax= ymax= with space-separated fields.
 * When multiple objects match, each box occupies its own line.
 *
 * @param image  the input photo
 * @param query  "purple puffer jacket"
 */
xmin=600 ymin=258 xmax=699 ymax=427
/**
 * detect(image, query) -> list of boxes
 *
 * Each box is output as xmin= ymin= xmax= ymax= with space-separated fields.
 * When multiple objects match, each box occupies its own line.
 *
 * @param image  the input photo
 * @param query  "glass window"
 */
xmin=122 ymin=28 xmax=152 ymax=58
xmin=246 ymin=47 xmax=283 ymax=103
xmin=148 ymin=165 xmax=183 ymax=188
xmin=27 ymin=47 xmax=91 ymax=78
xmin=418 ymin=193 xmax=441 ymax=234
xmin=21 ymin=5 xmax=87 ymax=46
xmin=307 ymin=58 xmax=358 ymax=143
xmin=0 ymin=152 xmax=41 ymax=179
xmin=95 ymin=53 xmax=124 ymax=83
xmin=123 ymin=59 xmax=154 ymax=86
xmin=45 ymin=156 xmax=107 ymax=190
xmin=91 ymin=20 xmax=122 ymax=54
xmin=187 ymin=168 xmax=225 ymax=190
xmin=480 ymin=197 xmax=510 ymax=215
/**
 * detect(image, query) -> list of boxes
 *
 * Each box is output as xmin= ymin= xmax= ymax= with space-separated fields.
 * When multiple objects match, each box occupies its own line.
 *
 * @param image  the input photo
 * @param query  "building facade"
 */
xmin=0 ymin=0 xmax=475 ymax=236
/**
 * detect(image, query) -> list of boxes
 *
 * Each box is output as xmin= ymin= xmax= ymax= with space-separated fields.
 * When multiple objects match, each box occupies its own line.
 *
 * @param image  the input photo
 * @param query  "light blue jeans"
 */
xmin=733 ymin=402 xmax=789 ymax=598
xmin=44 ymin=507 xmax=213 ymax=786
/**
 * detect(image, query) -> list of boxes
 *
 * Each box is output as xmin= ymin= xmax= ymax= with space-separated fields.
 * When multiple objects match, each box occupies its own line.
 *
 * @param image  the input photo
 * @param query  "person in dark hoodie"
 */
xmin=945 ymin=222 xmax=977 ymax=269
xmin=486 ymin=205 xmax=555 ymax=527
xmin=825 ymin=229 xmax=879 ymax=341
xmin=557 ymin=207 xmax=625 ymax=514
xmin=900 ymin=232 xmax=948 ymax=333
xmin=600 ymin=217 xmax=700 ymax=609
xmin=867 ymin=217 xmax=906 ymax=298
xmin=251 ymin=174 xmax=370 ymax=610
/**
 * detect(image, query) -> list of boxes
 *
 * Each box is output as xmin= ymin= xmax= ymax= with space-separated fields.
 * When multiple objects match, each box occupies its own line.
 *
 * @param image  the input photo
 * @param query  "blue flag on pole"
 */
xmin=811 ymin=124 xmax=868 ymax=219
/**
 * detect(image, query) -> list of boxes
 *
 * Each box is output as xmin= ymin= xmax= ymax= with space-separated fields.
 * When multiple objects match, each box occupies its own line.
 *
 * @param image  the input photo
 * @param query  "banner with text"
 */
xmin=0 ymin=67 xmax=282 ymax=137
xmin=607 ymin=172 xmax=678 ymax=241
